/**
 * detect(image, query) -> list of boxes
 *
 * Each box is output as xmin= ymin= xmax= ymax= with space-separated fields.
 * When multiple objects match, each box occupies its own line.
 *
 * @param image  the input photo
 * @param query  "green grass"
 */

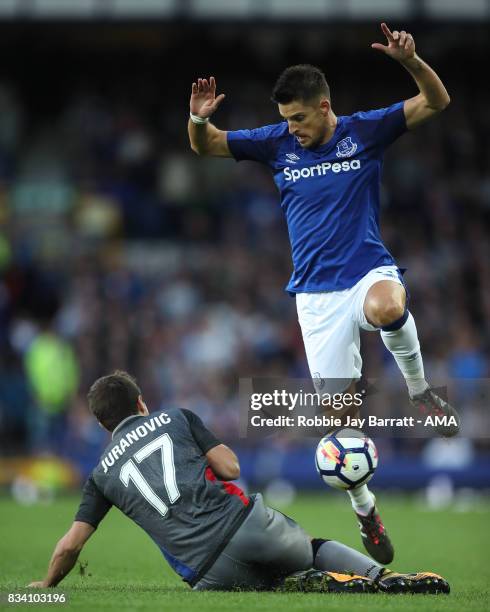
xmin=1 ymin=492 xmax=489 ymax=611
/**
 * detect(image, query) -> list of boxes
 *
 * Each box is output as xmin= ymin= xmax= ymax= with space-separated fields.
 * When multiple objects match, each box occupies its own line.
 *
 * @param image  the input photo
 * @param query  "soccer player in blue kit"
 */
xmin=188 ymin=23 xmax=460 ymax=565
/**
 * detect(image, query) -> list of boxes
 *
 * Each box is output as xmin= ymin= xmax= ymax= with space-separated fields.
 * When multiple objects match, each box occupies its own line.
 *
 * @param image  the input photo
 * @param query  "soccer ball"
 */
xmin=315 ymin=428 xmax=378 ymax=490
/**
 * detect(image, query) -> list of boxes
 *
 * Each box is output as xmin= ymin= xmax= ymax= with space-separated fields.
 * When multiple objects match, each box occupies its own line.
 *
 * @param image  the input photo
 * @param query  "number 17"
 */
xmin=119 ymin=433 xmax=180 ymax=517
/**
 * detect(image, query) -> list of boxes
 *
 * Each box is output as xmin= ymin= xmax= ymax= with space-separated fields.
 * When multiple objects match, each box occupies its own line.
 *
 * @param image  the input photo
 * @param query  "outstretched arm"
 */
xmin=28 ymin=522 xmax=95 ymax=588
xmin=188 ymin=76 xmax=231 ymax=157
xmin=372 ymin=22 xmax=450 ymax=129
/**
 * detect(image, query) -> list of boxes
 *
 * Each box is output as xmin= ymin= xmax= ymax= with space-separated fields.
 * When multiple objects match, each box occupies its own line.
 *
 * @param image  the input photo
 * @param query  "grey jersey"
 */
xmin=75 ymin=408 xmax=252 ymax=586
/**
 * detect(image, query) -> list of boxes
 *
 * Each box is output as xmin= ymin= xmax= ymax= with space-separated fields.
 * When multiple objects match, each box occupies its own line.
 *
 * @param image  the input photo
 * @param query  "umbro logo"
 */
xmin=285 ymin=153 xmax=300 ymax=164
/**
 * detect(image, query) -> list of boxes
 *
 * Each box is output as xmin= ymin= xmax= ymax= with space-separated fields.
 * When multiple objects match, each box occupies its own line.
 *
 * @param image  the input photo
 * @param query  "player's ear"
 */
xmin=319 ymin=97 xmax=330 ymax=116
xmin=137 ymin=395 xmax=149 ymax=416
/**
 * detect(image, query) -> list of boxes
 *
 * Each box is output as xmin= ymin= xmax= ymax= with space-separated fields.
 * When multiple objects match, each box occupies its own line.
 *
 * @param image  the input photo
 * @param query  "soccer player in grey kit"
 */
xmin=29 ymin=371 xmax=449 ymax=594
xmin=188 ymin=23 xmax=460 ymax=565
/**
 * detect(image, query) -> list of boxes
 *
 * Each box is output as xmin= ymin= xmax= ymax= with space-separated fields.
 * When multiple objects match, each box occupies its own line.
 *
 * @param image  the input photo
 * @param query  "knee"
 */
xmin=365 ymin=297 xmax=405 ymax=328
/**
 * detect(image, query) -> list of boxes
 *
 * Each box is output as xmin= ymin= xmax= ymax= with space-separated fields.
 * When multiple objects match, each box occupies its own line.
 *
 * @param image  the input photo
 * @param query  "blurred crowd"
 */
xmin=0 ymin=23 xmax=488 ymax=467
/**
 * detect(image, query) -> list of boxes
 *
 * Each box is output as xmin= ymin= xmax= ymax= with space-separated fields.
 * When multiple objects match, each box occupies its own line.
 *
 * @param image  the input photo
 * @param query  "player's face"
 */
xmin=278 ymin=98 xmax=330 ymax=149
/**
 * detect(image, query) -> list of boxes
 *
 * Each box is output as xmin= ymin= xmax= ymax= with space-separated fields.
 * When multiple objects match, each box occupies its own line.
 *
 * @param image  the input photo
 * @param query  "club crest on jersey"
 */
xmin=285 ymin=153 xmax=300 ymax=164
xmin=336 ymin=137 xmax=358 ymax=158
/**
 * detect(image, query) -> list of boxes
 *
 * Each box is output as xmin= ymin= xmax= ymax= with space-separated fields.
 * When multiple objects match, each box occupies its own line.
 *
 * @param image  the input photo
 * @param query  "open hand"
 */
xmin=372 ymin=23 xmax=416 ymax=63
xmin=190 ymin=77 xmax=225 ymax=119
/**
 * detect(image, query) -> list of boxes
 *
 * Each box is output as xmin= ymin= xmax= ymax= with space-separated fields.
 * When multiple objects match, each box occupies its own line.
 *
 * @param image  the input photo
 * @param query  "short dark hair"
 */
xmin=271 ymin=64 xmax=330 ymax=104
xmin=88 ymin=370 xmax=141 ymax=431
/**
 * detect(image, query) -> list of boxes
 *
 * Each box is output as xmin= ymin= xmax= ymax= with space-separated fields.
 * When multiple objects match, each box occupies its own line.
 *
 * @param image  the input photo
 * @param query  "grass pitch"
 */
xmin=1 ymin=492 xmax=489 ymax=611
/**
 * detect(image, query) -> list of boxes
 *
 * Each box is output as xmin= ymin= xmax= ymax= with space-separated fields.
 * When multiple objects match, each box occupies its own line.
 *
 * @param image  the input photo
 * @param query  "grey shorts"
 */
xmin=193 ymin=493 xmax=313 ymax=591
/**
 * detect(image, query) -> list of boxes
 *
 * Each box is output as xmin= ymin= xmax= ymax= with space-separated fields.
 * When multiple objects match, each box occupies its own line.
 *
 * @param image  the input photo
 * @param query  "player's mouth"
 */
xmin=296 ymin=135 xmax=308 ymax=144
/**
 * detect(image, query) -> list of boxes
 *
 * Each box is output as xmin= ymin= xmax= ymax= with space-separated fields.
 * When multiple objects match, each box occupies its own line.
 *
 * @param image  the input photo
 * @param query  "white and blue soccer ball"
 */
xmin=315 ymin=428 xmax=378 ymax=490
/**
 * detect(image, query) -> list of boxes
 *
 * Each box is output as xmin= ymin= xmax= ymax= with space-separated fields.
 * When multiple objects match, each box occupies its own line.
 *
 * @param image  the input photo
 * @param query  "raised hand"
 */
xmin=371 ymin=23 xmax=416 ymax=63
xmin=190 ymin=76 xmax=226 ymax=119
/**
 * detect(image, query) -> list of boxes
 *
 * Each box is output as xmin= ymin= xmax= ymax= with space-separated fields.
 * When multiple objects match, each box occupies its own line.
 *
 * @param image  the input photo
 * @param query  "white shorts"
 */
xmin=296 ymin=266 xmax=404 ymax=392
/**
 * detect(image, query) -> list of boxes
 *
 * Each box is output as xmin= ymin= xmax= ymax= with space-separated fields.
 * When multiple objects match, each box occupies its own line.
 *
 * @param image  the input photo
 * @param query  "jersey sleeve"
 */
xmin=74 ymin=475 xmax=112 ymax=529
xmin=181 ymin=409 xmax=221 ymax=454
xmin=355 ymin=101 xmax=407 ymax=149
xmin=227 ymin=123 xmax=282 ymax=164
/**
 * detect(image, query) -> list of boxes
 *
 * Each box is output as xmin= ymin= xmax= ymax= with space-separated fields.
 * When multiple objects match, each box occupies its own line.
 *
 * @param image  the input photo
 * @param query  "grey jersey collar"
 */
xmin=112 ymin=414 xmax=141 ymax=439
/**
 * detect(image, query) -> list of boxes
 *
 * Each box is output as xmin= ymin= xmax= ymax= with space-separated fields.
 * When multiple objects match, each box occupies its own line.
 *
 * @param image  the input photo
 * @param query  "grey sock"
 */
xmin=313 ymin=540 xmax=384 ymax=580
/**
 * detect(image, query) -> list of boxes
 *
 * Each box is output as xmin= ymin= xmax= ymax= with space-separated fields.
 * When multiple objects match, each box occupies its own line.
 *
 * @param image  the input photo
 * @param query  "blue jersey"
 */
xmin=227 ymin=102 xmax=407 ymax=293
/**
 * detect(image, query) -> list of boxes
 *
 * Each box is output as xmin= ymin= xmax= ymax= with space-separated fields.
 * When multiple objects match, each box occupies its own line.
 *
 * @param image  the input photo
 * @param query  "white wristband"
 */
xmin=190 ymin=113 xmax=210 ymax=125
